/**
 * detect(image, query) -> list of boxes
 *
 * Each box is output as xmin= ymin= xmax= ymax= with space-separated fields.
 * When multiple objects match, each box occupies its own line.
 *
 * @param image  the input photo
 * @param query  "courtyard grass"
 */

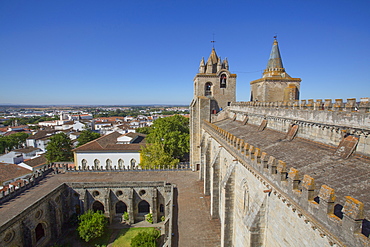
xmin=112 ymin=227 xmax=156 ymax=247
xmin=56 ymin=226 xmax=157 ymax=246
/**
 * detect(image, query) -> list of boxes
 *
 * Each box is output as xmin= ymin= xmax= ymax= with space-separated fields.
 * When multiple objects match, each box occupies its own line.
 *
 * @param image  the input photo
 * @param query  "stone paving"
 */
xmin=0 ymin=170 xmax=221 ymax=246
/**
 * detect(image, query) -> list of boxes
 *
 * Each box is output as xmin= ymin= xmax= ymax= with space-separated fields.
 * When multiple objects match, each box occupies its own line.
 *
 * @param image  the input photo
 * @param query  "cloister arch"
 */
xmin=92 ymin=201 xmax=105 ymax=213
xmin=130 ymin=159 xmax=136 ymax=169
xmin=35 ymin=223 xmax=45 ymax=243
xmin=94 ymin=159 xmax=100 ymax=168
xmin=106 ymin=159 xmax=112 ymax=169
xmin=138 ymin=200 xmax=150 ymax=214
xmin=115 ymin=201 xmax=127 ymax=214
xmin=81 ymin=159 xmax=87 ymax=169
xmin=118 ymin=159 xmax=124 ymax=169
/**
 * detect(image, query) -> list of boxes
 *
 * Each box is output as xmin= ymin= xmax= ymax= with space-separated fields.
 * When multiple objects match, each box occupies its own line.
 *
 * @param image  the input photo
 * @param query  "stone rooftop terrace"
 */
xmin=213 ymin=118 xmax=370 ymax=219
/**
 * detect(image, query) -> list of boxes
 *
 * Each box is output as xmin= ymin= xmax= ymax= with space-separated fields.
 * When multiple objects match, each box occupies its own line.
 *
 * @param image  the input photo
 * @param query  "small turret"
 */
xmin=250 ymin=37 xmax=301 ymax=102
xmin=217 ymin=56 xmax=222 ymax=71
xmin=223 ymin=58 xmax=229 ymax=70
xmin=199 ymin=57 xmax=206 ymax=73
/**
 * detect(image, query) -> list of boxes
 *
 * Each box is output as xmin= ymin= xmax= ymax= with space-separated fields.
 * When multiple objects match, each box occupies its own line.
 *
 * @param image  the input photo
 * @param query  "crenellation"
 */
xmin=342 ymin=196 xmax=364 ymax=235
xmin=359 ymin=97 xmax=370 ymax=113
xmin=301 ymin=175 xmax=316 ymax=209
xmin=276 ymin=160 xmax=287 ymax=183
xmin=248 ymin=146 xmax=255 ymax=160
xmin=345 ymin=98 xmax=357 ymax=111
xmin=288 ymin=168 xmax=300 ymax=192
xmin=260 ymin=152 xmax=269 ymax=169
xmin=333 ymin=99 xmax=344 ymax=111
xmin=267 ymin=156 xmax=277 ymax=175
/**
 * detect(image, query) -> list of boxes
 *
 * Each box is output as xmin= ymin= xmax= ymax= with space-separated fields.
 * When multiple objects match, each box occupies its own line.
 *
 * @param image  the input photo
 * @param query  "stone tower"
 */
xmin=250 ymin=38 xmax=301 ymax=102
xmin=190 ymin=48 xmax=237 ymax=169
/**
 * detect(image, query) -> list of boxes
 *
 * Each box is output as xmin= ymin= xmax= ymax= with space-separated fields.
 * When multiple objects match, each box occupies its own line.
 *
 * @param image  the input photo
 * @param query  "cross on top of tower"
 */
xmin=211 ymin=33 xmax=216 ymax=48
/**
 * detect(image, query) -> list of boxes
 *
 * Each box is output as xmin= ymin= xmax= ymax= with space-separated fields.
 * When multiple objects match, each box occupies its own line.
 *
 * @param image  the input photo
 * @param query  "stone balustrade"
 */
xmin=203 ymin=120 xmax=369 ymax=247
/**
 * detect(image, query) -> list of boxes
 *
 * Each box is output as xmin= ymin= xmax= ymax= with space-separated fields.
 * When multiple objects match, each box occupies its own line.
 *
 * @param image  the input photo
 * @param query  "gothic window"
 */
xmin=106 ymin=159 xmax=112 ymax=169
xmin=118 ymin=159 xmax=124 ymax=169
xmin=81 ymin=159 xmax=87 ymax=169
xmin=94 ymin=159 xmax=100 ymax=168
xmin=220 ymin=74 xmax=227 ymax=88
xmin=160 ymin=204 xmax=164 ymax=213
xmin=205 ymin=82 xmax=212 ymax=96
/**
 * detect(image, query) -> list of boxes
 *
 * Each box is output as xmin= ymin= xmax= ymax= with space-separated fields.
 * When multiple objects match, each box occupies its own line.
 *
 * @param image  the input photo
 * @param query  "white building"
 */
xmin=73 ymin=131 xmax=146 ymax=169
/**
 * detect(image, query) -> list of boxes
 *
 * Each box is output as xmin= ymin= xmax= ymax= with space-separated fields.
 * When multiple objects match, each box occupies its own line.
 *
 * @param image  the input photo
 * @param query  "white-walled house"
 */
xmin=73 ymin=131 xmax=146 ymax=169
xmin=26 ymin=130 xmax=56 ymax=152
xmin=0 ymin=147 xmax=41 ymax=164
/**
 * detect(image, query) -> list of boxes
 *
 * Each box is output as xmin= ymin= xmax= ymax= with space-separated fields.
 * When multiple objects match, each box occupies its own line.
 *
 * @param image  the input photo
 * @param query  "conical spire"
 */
xmin=205 ymin=48 xmax=219 ymax=73
xmin=207 ymin=48 xmax=218 ymax=65
xmin=266 ymin=38 xmax=284 ymax=69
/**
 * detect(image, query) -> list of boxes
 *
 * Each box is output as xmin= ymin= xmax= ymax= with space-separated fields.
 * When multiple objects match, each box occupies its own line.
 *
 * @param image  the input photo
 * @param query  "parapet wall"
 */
xmin=203 ymin=120 xmax=369 ymax=246
xmin=227 ymin=98 xmax=370 ymax=157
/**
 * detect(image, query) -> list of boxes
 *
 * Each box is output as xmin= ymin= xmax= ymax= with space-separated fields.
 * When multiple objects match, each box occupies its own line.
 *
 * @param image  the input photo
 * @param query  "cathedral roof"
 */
xmin=266 ymin=38 xmax=284 ymax=69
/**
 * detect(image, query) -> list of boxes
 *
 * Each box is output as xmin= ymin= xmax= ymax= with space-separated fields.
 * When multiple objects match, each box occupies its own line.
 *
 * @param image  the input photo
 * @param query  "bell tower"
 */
xmin=190 ymin=47 xmax=237 ymax=170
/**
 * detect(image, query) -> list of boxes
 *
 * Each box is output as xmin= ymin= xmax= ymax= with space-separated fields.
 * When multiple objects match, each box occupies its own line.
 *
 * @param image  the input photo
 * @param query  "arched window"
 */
xmin=138 ymin=200 xmax=150 ymax=214
xmin=205 ymin=82 xmax=212 ymax=96
xmin=92 ymin=201 xmax=105 ymax=213
xmin=220 ymin=74 xmax=227 ymax=88
xmin=106 ymin=159 xmax=112 ymax=169
xmin=130 ymin=159 xmax=136 ymax=169
xmin=81 ymin=159 xmax=87 ymax=169
xmin=116 ymin=201 xmax=127 ymax=214
xmin=35 ymin=223 xmax=45 ymax=243
xmin=118 ymin=159 xmax=124 ymax=169
xmin=94 ymin=159 xmax=100 ymax=169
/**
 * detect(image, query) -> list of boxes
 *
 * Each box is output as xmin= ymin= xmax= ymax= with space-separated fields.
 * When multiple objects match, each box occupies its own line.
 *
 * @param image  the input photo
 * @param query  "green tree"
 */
xmin=140 ymin=142 xmax=179 ymax=169
xmin=0 ymin=132 xmax=29 ymax=153
xmin=146 ymin=115 xmax=189 ymax=160
xmin=77 ymin=210 xmax=107 ymax=242
xmin=136 ymin=126 xmax=152 ymax=135
xmin=45 ymin=133 xmax=73 ymax=162
xmin=130 ymin=228 xmax=160 ymax=247
xmin=76 ymin=130 xmax=101 ymax=147
xmin=0 ymin=136 xmax=7 ymax=154
xmin=8 ymin=132 xmax=29 ymax=149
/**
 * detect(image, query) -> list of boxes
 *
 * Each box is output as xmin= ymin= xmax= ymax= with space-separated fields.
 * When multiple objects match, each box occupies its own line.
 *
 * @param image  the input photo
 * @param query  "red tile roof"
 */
xmin=0 ymin=163 xmax=32 ymax=184
xmin=73 ymin=131 xmax=146 ymax=152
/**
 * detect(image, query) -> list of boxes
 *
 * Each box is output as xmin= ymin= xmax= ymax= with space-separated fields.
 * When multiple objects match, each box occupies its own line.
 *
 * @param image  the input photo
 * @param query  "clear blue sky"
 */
xmin=1 ymin=0 xmax=369 ymax=105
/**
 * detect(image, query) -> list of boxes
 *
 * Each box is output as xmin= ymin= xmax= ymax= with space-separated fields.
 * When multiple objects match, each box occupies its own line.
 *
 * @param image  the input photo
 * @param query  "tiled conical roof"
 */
xmin=266 ymin=38 xmax=284 ymax=69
